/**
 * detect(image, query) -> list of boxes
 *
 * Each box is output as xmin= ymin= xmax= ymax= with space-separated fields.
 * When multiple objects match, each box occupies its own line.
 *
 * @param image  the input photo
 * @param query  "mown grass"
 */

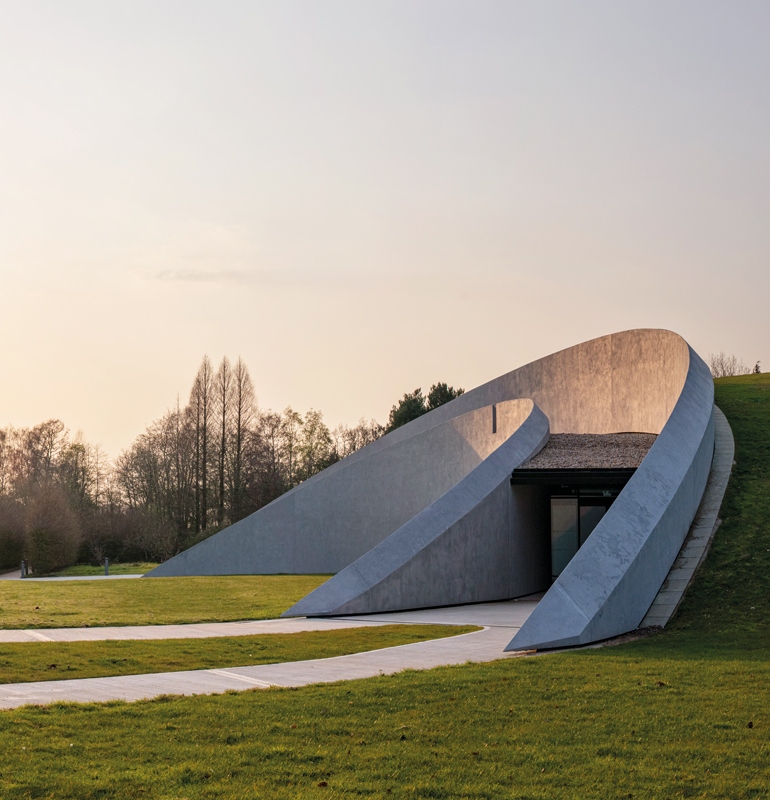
xmin=0 ymin=625 xmax=476 ymax=685
xmin=0 ymin=374 xmax=767 ymax=798
xmin=0 ymin=574 xmax=330 ymax=628
xmin=668 ymin=373 xmax=770 ymax=647
xmin=0 ymin=650 xmax=767 ymax=798
xmin=36 ymin=562 xmax=158 ymax=577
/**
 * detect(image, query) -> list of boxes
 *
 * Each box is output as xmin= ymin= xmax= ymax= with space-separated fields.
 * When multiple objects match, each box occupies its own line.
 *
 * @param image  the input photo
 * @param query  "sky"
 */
xmin=1 ymin=0 xmax=768 ymax=457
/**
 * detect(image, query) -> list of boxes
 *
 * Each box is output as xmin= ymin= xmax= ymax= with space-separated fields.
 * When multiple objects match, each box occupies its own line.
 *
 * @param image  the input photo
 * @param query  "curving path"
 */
xmin=0 ymin=598 xmax=540 ymax=709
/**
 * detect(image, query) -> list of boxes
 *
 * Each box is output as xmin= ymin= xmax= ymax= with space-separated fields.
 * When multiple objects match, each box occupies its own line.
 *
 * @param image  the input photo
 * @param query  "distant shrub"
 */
xmin=24 ymin=483 xmax=81 ymax=574
xmin=0 ymin=496 xmax=25 ymax=570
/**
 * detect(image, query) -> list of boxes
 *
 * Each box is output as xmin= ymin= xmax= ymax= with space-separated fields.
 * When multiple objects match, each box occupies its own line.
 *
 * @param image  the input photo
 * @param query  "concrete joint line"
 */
xmin=207 ymin=669 xmax=275 ymax=688
xmin=24 ymin=630 xmax=54 ymax=642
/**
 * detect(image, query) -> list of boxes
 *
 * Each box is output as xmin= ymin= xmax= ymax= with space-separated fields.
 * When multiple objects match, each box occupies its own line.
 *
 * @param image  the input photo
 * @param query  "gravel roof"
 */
xmin=519 ymin=433 xmax=658 ymax=470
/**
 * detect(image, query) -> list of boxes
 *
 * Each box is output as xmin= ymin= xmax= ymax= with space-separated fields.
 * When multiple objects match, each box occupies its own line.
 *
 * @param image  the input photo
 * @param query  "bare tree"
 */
xmin=248 ymin=410 xmax=286 ymax=509
xmin=0 ymin=354 xmax=391 ymax=567
xmin=708 ymin=352 xmax=750 ymax=378
xmin=113 ymin=404 xmax=196 ymax=557
xmin=214 ymin=357 xmax=234 ymax=527
xmin=90 ymin=444 xmax=111 ymax=510
xmin=281 ymin=407 xmax=303 ymax=488
xmin=189 ymin=356 xmax=215 ymax=531
xmin=0 ymin=428 xmax=17 ymax=495
xmin=28 ymin=420 xmax=68 ymax=485
xmin=331 ymin=418 xmax=384 ymax=461
xmin=0 ymin=494 xmax=24 ymax=569
xmin=230 ymin=358 xmax=256 ymax=521
xmin=58 ymin=433 xmax=98 ymax=511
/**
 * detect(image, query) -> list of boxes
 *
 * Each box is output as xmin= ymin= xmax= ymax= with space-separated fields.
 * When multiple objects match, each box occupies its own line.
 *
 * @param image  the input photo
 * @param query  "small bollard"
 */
xmin=104 ymin=557 xmax=109 ymax=576
xmin=20 ymin=560 xmax=27 ymax=578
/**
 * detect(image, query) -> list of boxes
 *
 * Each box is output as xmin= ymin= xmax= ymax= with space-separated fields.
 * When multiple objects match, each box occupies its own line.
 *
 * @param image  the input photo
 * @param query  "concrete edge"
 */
xmin=639 ymin=404 xmax=735 ymax=628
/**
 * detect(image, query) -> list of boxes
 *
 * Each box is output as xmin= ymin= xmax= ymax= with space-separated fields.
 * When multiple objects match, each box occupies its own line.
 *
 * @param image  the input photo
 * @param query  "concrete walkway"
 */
xmin=0 ymin=616 xmax=417 ymax=644
xmin=0 ymin=572 xmax=142 ymax=582
xmin=0 ymin=595 xmax=542 ymax=643
xmin=0 ymin=597 xmax=541 ymax=709
xmin=21 ymin=574 xmax=142 ymax=582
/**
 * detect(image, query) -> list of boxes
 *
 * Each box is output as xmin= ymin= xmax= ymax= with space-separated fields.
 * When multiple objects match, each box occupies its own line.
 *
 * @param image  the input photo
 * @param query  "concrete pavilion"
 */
xmin=148 ymin=329 xmax=715 ymax=651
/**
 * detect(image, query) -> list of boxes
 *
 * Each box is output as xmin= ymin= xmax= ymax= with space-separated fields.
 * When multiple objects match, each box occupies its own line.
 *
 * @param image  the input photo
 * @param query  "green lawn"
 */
xmin=0 ymin=646 xmax=767 ymax=799
xmin=0 ymin=574 xmax=330 ymax=628
xmin=0 ymin=625 xmax=477 ymax=685
xmin=0 ymin=374 xmax=767 ymax=798
xmin=36 ymin=562 xmax=158 ymax=577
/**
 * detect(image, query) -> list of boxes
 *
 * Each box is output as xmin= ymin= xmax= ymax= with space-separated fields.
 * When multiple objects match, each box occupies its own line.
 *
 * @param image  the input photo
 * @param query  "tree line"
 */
xmin=708 ymin=352 xmax=760 ymax=378
xmin=10 ymin=347 xmax=757 ymax=575
xmin=0 ymin=357 xmax=462 ymax=575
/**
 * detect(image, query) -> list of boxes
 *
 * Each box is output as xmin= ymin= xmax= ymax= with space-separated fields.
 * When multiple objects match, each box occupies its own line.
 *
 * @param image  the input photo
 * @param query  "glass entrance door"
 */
xmin=551 ymin=495 xmax=612 ymax=581
xmin=551 ymin=498 xmax=579 ymax=580
xmin=579 ymin=504 xmax=606 ymax=546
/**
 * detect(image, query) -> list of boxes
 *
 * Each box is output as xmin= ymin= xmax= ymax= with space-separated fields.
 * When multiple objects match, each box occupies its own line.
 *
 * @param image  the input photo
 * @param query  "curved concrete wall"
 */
xmin=507 ymin=345 xmax=714 ymax=650
xmin=285 ymin=400 xmax=549 ymax=615
xmin=303 ymin=328 xmax=689 ymax=465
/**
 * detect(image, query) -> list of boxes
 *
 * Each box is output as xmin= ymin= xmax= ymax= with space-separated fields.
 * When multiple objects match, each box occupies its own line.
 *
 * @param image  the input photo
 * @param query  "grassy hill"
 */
xmin=671 ymin=372 xmax=770 ymax=648
xmin=0 ymin=374 xmax=768 ymax=798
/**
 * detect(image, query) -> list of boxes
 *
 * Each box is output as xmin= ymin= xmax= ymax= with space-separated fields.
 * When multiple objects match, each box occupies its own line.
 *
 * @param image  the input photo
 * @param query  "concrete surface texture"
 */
xmin=148 ymin=329 xmax=715 ymax=650
xmin=0 ymin=597 xmax=542 ymax=644
xmin=19 ymin=575 xmax=141 ymax=582
xmin=0 ymin=571 xmax=142 ymax=582
xmin=0 ymin=598 xmax=540 ymax=709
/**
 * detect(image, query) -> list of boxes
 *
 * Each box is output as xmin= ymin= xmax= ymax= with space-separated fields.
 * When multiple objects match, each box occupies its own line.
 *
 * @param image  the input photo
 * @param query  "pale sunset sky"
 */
xmin=1 ymin=1 xmax=768 ymax=456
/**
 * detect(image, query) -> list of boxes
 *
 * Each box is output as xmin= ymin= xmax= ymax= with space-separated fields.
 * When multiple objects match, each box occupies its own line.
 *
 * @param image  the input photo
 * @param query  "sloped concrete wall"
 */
xmin=150 ymin=329 xmax=691 ymax=579
xmin=298 ymin=329 xmax=689 ymax=470
xmin=149 ymin=397 xmax=536 ymax=576
xmin=284 ymin=400 xmax=549 ymax=615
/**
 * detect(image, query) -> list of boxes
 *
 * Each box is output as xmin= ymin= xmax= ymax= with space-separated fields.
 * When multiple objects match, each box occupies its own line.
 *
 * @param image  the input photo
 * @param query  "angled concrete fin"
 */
xmin=284 ymin=401 xmax=549 ymax=616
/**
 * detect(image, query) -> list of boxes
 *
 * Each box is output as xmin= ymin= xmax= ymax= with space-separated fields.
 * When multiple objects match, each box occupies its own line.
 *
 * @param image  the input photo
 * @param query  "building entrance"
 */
xmin=550 ymin=490 xmax=616 ymax=581
xmin=510 ymin=432 xmax=656 ymax=594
